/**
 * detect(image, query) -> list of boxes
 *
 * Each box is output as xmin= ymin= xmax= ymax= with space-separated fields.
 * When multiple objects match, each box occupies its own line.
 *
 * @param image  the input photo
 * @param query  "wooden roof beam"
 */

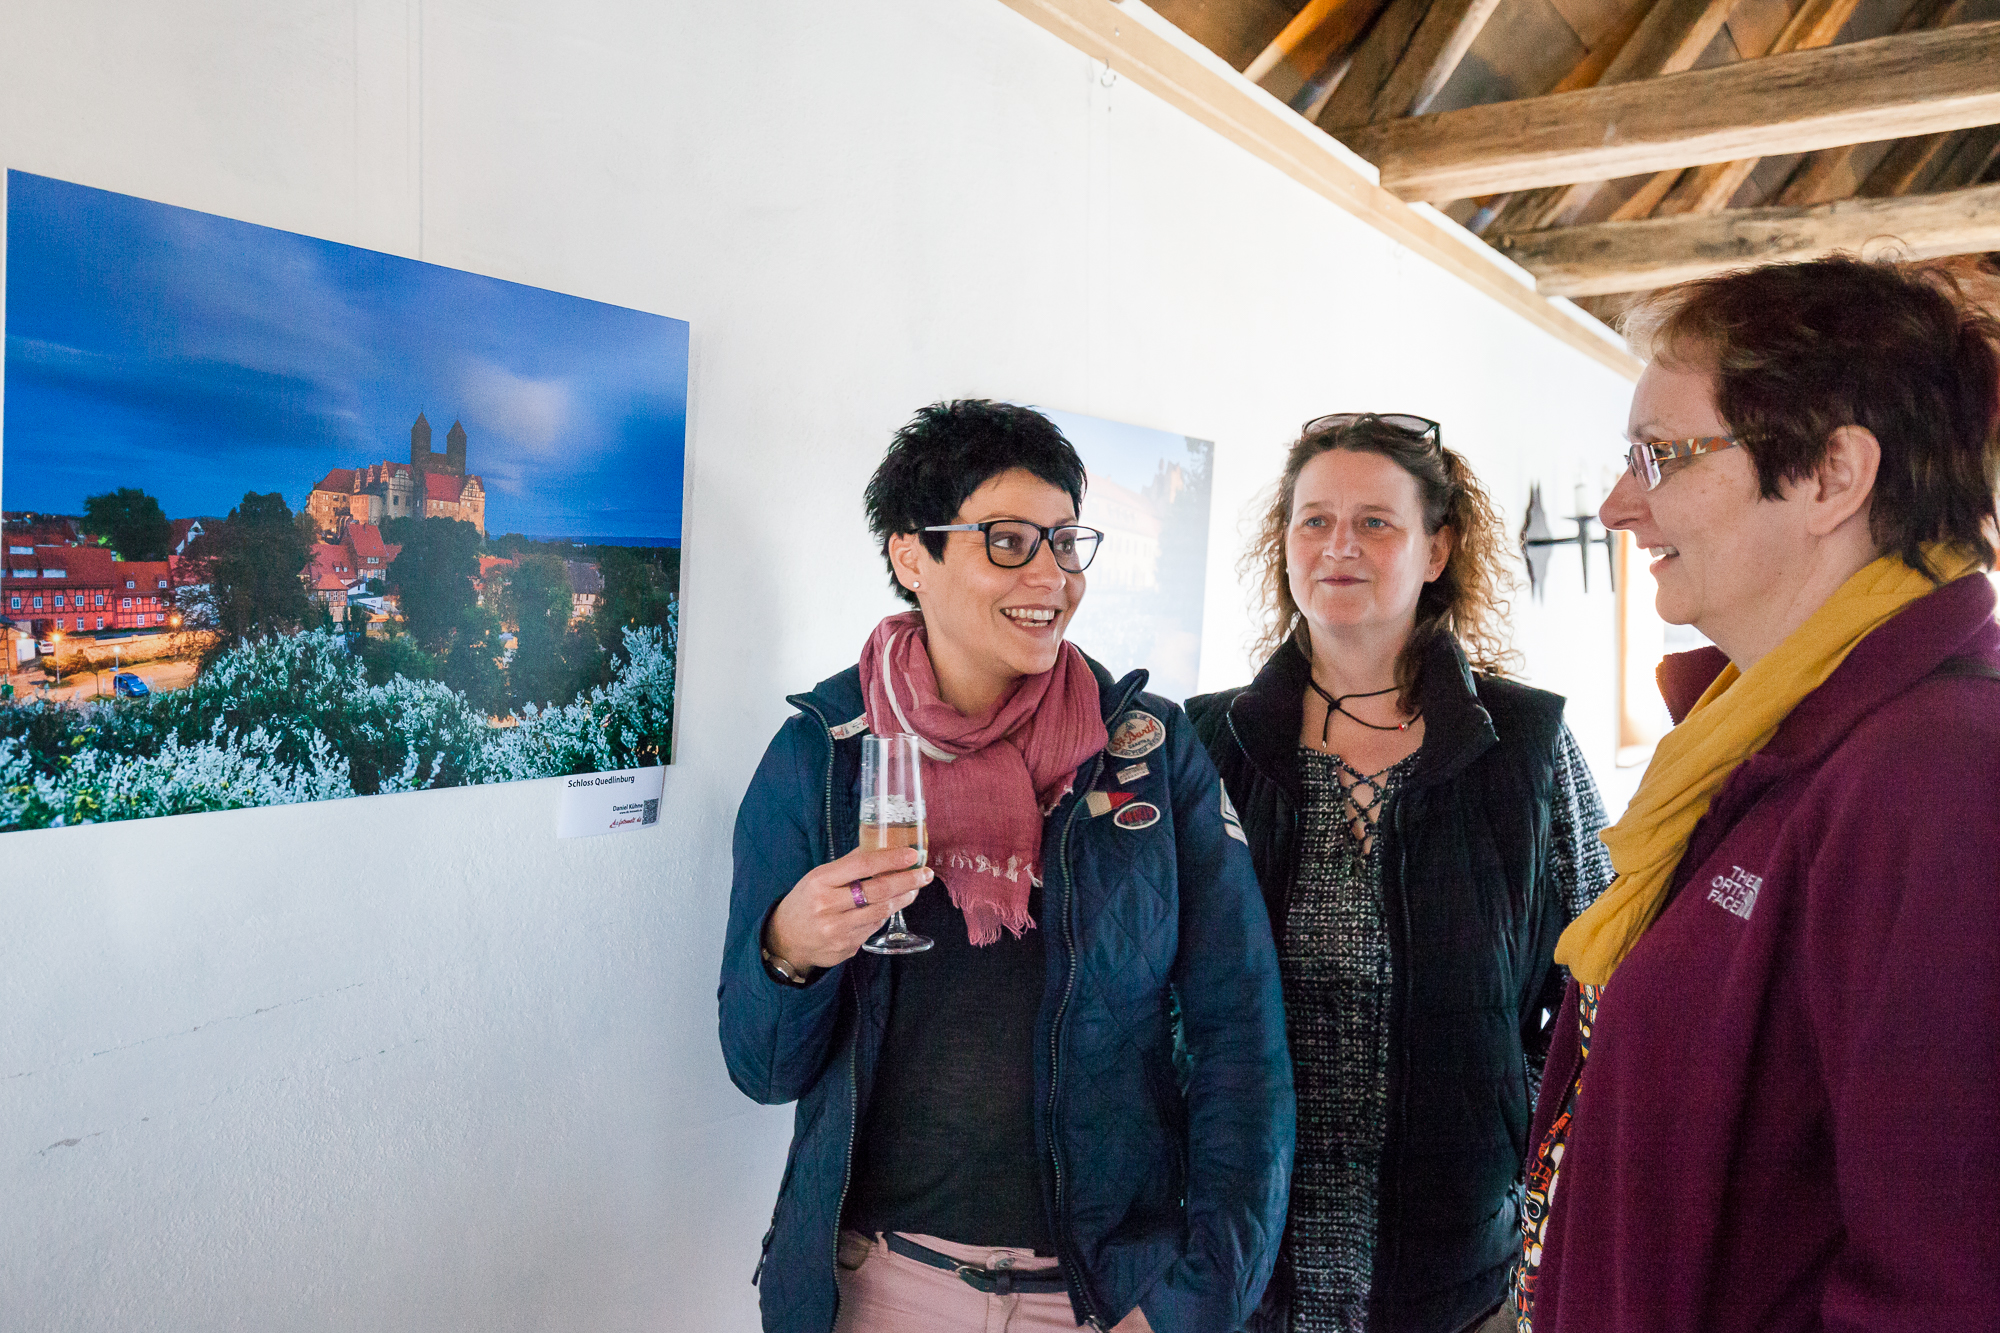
xmin=1773 ymin=0 xmax=1970 ymax=207
xmin=1612 ymin=0 xmax=1865 ymax=222
xmin=1494 ymin=180 xmax=2000 ymax=296
xmin=1346 ymin=20 xmax=2000 ymax=202
xmin=1483 ymin=0 xmax=1738 ymax=233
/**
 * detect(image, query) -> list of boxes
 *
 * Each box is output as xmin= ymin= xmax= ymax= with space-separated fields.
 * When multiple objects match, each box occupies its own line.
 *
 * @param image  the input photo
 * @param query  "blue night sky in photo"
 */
xmin=3 ymin=171 xmax=687 ymax=544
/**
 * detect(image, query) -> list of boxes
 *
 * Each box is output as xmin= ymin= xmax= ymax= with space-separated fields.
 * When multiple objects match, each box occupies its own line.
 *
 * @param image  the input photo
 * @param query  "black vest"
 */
xmin=1186 ymin=633 xmax=1568 ymax=1333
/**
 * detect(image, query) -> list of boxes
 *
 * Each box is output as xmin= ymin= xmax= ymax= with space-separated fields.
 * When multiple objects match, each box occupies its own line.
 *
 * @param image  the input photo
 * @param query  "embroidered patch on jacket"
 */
xmin=1115 ymin=762 xmax=1150 ymax=784
xmin=1113 ymin=801 xmax=1161 ymax=830
xmin=1085 ymin=790 xmax=1138 ymax=818
xmin=1107 ymin=710 xmax=1166 ymax=759
xmin=1706 ymin=865 xmax=1763 ymax=920
xmin=1219 ymin=785 xmax=1248 ymax=845
xmin=828 ymin=715 xmax=868 ymax=740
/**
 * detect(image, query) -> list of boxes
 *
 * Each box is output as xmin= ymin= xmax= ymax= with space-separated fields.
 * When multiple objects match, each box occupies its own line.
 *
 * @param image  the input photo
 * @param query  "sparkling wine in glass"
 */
xmin=859 ymin=733 xmax=934 ymax=956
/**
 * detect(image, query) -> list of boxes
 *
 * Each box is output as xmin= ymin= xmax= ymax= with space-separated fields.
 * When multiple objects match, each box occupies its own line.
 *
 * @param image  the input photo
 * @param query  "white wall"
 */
xmin=0 ymin=2 xmax=1634 ymax=1329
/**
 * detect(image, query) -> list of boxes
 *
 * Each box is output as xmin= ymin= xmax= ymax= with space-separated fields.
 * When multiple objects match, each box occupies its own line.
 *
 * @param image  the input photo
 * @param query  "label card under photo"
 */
xmin=557 ymin=765 xmax=666 ymax=839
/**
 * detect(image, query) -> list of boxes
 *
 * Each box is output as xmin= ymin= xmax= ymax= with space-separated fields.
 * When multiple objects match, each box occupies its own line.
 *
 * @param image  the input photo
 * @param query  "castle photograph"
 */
xmin=1 ymin=170 xmax=689 ymax=832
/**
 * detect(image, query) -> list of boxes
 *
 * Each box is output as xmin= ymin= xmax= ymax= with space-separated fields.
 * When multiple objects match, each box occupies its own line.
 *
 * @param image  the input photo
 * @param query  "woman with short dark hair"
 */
xmin=1188 ymin=414 xmax=1612 ymax=1333
xmin=720 ymin=399 xmax=1294 ymax=1333
xmin=1518 ymin=256 xmax=2000 ymax=1333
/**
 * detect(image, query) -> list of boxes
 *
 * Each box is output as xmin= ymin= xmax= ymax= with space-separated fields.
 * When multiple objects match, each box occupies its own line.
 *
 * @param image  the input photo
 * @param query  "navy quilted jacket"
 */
xmin=718 ymin=657 xmax=1294 ymax=1333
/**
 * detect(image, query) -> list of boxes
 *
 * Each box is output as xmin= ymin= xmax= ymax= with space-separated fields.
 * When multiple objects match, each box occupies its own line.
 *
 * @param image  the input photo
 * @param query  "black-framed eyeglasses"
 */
xmin=1302 ymin=412 xmax=1442 ymax=448
xmin=921 ymin=520 xmax=1105 ymax=573
xmin=1623 ymin=436 xmax=1739 ymax=490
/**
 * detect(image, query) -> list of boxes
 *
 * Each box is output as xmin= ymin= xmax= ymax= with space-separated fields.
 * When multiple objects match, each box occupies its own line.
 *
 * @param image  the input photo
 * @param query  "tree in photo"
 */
xmin=499 ymin=553 xmax=588 ymax=710
xmin=381 ymin=517 xmax=482 ymax=653
xmin=589 ymin=548 xmax=679 ymax=658
xmin=440 ymin=601 xmax=509 ymax=717
xmin=189 ymin=492 xmax=313 ymax=667
xmin=82 ymin=487 xmax=173 ymax=561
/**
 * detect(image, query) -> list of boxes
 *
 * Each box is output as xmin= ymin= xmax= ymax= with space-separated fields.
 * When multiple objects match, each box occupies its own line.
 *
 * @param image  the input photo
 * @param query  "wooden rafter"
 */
xmin=1345 ymin=21 xmax=2000 ymax=202
xmin=1243 ymin=0 xmax=1392 ymax=106
xmin=1772 ymin=0 xmax=1969 ymax=207
xmin=1612 ymin=0 xmax=1864 ymax=222
xmin=1313 ymin=0 xmax=1431 ymax=129
xmin=1494 ymin=180 xmax=2000 ymax=296
xmin=1365 ymin=0 xmax=1506 ymax=122
xmin=1485 ymin=0 xmax=1737 ymax=234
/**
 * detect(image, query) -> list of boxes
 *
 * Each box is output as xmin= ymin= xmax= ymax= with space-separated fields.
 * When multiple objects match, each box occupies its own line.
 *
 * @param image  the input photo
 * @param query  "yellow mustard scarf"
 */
xmin=1556 ymin=546 xmax=1982 ymax=987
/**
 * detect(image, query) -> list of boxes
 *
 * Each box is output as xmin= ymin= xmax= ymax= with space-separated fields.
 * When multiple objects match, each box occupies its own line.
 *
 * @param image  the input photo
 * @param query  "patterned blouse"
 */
xmin=1279 ymin=728 xmax=1611 ymax=1333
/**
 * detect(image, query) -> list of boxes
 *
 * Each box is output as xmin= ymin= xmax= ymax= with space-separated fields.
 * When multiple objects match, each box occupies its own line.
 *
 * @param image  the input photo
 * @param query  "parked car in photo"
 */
xmin=112 ymin=672 xmax=150 ymax=698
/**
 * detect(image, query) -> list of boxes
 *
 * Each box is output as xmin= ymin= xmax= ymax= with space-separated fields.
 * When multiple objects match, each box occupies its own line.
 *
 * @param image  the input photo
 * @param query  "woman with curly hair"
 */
xmin=1187 ymin=414 xmax=1612 ymax=1333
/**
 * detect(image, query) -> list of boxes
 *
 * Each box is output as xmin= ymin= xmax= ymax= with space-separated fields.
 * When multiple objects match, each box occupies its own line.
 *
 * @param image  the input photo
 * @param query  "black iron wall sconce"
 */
xmin=1521 ymin=483 xmax=1616 ymax=600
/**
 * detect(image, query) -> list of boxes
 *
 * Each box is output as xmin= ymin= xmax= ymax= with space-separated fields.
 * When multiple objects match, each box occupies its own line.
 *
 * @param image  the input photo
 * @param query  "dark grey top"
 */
xmin=1279 ymin=727 xmax=1612 ymax=1333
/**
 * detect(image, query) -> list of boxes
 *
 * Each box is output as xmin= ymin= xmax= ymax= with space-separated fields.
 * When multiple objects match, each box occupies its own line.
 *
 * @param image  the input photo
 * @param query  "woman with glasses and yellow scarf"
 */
xmin=1516 ymin=257 xmax=2000 ymax=1333
xmin=1188 ymin=414 xmax=1613 ymax=1333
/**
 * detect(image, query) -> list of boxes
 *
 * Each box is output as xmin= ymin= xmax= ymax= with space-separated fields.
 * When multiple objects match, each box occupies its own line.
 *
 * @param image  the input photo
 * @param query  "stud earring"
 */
xmin=911 ymin=580 xmax=921 ymax=590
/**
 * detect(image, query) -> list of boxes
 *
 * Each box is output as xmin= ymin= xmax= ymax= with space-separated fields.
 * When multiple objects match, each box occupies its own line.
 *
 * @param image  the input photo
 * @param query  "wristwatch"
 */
xmin=761 ymin=947 xmax=815 ymax=987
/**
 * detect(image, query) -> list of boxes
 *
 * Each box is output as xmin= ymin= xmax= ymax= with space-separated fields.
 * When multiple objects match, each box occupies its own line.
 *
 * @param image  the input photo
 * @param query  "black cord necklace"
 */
xmin=1306 ymin=676 xmax=1420 ymax=744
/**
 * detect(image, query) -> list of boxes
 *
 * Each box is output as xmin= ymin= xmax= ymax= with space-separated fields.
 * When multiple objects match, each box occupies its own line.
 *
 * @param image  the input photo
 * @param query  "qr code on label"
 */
xmin=642 ymin=799 xmax=659 ymax=826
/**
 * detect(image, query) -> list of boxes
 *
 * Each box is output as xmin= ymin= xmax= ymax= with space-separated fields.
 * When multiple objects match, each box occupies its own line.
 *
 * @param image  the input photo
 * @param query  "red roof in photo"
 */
xmin=424 ymin=472 xmax=468 ymax=503
xmin=314 ymin=467 xmax=359 ymax=493
xmin=0 ymin=547 xmax=172 ymax=593
xmin=4 ymin=516 xmax=85 ymax=550
xmin=168 ymin=517 xmax=213 ymax=555
xmin=308 ymin=542 xmax=356 ymax=592
xmin=478 ymin=555 xmax=517 ymax=581
xmin=343 ymin=523 xmax=401 ymax=567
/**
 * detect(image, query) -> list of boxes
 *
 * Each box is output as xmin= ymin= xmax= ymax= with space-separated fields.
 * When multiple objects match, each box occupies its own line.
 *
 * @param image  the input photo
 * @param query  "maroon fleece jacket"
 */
xmin=1528 ymin=572 xmax=2000 ymax=1333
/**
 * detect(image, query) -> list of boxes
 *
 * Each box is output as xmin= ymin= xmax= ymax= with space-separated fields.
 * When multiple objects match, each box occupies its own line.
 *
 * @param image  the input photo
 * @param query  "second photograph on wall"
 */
xmin=1041 ymin=406 xmax=1214 ymax=702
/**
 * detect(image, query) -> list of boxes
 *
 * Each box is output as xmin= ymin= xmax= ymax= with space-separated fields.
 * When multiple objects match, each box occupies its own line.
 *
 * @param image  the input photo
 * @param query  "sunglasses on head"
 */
xmin=1302 ymin=413 xmax=1442 ymax=449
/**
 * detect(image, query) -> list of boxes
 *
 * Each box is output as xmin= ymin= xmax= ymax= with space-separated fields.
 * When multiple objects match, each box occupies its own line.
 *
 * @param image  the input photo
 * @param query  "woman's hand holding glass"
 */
xmin=764 ymin=845 xmax=932 ymax=974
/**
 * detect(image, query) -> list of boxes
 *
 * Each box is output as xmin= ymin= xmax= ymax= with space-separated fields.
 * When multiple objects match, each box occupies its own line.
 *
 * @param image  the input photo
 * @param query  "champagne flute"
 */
xmin=858 ymin=733 xmax=934 ymax=955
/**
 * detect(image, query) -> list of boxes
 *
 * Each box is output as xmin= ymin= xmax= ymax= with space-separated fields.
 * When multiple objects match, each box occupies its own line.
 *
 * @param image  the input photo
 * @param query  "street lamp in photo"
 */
xmin=48 ymin=630 xmax=64 ymax=689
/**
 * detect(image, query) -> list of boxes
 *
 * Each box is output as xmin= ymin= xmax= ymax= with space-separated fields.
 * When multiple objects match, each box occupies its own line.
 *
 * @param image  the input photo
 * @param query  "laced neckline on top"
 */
xmin=1301 ymin=747 xmax=1415 ymax=855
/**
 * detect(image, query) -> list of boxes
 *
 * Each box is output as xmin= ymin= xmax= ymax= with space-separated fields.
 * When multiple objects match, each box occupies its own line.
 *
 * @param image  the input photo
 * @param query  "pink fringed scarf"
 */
xmin=859 ymin=611 xmax=1106 ymax=945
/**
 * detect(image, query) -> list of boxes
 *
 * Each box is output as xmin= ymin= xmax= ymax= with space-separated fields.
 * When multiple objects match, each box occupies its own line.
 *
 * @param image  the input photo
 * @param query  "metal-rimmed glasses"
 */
xmin=921 ymin=520 xmax=1105 ymax=573
xmin=1623 ymin=436 xmax=1740 ymax=490
xmin=1302 ymin=412 xmax=1442 ymax=448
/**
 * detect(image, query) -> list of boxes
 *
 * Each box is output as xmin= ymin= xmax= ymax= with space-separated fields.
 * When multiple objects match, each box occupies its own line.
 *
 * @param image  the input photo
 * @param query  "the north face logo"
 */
xmin=1707 ymin=865 xmax=1763 ymax=920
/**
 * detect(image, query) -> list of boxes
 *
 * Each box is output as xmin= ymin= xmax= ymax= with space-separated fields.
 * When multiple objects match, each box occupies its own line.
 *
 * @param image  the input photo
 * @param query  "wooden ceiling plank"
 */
xmin=1594 ymin=0 xmax=1737 ymax=84
xmin=1608 ymin=168 xmax=1687 ymax=220
xmin=1313 ymin=0 xmax=1432 ymax=130
xmin=1550 ymin=0 xmax=1652 ymax=91
xmin=1760 ymin=0 xmax=1968 ymax=205
xmin=1247 ymin=0 xmax=1350 ymax=80
xmin=1381 ymin=0 xmax=1510 ymax=120
xmin=1861 ymin=131 xmax=1958 ymax=197
xmin=1494 ymin=179 xmax=2000 ymax=295
xmin=1929 ymin=123 xmax=2000 ymax=193
xmin=1484 ymin=0 xmax=1735 ymax=230
xmin=1617 ymin=0 xmax=1866 ymax=220
xmin=1245 ymin=0 xmax=1390 ymax=98
xmin=1346 ymin=20 xmax=2000 ymax=201
xmin=1146 ymin=0 xmax=1309 ymax=71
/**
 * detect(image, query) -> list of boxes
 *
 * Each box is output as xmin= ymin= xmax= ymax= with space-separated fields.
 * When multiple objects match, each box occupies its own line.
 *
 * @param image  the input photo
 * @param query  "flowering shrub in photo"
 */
xmin=0 ymin=608 xmax=676 ymax=832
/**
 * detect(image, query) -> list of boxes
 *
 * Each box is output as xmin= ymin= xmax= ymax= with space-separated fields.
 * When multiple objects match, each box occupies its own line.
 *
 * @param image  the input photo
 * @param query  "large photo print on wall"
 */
xmin=1 ymin=171 xmax=687 ymax=832
xmin=1043 ymin=407 xmax=1212 ymax=701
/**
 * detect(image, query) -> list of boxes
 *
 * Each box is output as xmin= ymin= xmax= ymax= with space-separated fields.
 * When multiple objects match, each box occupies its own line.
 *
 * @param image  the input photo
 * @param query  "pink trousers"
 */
xmin=832 ymin=1230 xmax=1082 ymax=1333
